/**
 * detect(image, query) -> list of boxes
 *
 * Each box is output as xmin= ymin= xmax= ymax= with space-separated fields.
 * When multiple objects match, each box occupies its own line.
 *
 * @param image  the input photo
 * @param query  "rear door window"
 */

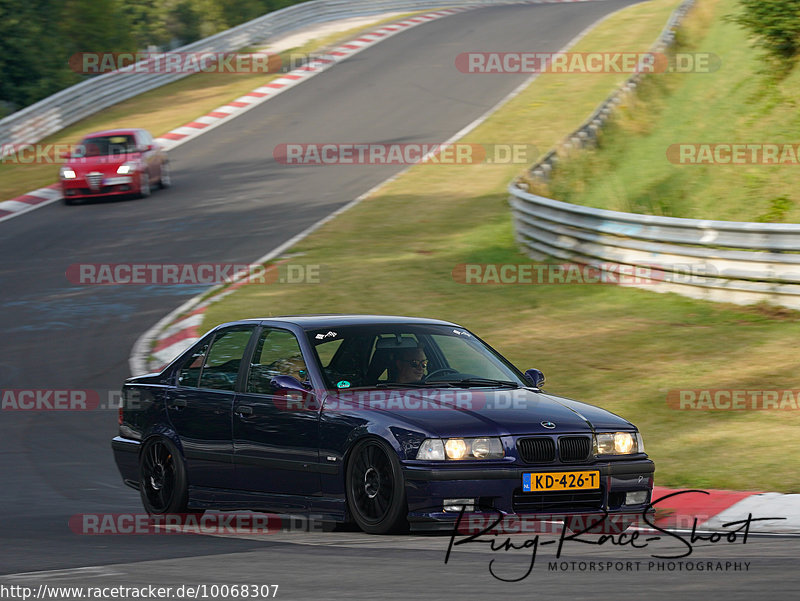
xmin=196 ymin=327 xmax=254 ymax=391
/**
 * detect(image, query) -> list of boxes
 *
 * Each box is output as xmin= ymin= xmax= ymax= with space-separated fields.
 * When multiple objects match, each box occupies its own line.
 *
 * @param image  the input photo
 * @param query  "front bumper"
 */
xmin=62 ymin=175 xmax=137 ymax=199
xmin=402 ymin=458 xmax=655 ymax=531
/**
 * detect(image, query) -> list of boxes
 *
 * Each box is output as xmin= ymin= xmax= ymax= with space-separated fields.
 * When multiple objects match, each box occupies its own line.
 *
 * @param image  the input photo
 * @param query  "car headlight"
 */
xmin=117 ymin=162 xmax=139 ymax=175
xmin=60 ymin=166 xmax=76 ymax=179
xmin=594 ymin=431 xmax=642 ymax=455
xmin=417 ymin=439 xmax=445 ymax=460
xmin=417 ymin=437 xmax=504 ymax=460
xmin=445 ymin=438 xmax=467 ymax=459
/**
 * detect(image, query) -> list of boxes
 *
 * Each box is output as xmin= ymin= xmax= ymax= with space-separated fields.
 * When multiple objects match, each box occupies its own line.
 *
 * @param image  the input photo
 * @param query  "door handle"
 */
xmin=235 ymin=405 xmax=254 ymax=417
xmin=169 ymin=399 xmax=187 ymax=410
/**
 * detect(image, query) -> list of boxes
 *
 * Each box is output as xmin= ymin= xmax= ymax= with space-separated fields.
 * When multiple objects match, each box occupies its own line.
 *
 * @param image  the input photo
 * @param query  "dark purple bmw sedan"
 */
xmin=112 ymin=315 xmax=654 ymax=534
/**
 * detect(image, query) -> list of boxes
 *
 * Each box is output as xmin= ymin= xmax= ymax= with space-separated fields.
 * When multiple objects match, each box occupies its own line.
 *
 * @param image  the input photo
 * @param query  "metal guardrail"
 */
xmin=509 ymin=189 xmax=800 ymax=308
xmin=510 ymin=0 xmax=800 ymax=309
xmin=0 ymin=0 xmax=575 ymax=151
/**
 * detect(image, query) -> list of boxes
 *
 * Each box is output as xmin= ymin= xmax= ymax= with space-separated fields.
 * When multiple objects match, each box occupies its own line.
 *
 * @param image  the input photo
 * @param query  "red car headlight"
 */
xmin=116 ymin=162 xmax=140 ymax=175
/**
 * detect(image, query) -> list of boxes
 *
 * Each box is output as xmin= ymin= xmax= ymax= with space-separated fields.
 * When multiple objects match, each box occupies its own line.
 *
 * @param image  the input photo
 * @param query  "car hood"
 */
xmin=327 ymin=387 xmax=634 ymax=437
xmin=65 ymin=152 xmax=141 ymax=172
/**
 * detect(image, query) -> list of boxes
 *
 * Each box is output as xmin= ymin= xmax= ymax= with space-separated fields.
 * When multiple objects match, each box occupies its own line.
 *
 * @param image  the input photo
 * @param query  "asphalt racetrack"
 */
xmin=1 ymin=1 xmax=797 ymax=598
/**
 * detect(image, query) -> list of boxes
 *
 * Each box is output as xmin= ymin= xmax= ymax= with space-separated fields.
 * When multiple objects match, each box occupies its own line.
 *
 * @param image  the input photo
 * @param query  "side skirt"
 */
xmin=188 ymin=486 xmax=347 ymax=522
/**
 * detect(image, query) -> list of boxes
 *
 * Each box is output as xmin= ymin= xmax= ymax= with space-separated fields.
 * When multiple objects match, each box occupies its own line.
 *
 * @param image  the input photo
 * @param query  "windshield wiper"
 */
xmin=373 ymin=382 xmax=435 ymax=388
xmin=434 ymin=377 xmax=520 ymax=388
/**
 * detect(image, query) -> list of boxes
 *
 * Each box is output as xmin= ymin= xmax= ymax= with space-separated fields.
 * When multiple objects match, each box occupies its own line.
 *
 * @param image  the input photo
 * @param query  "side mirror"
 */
xmin=524 ymin=368 xmax=545 ymax=388
xmin=270 ymin=375 xmax=309 ymax=392
xmin=269 ymin=375 xmax=317 ymax=411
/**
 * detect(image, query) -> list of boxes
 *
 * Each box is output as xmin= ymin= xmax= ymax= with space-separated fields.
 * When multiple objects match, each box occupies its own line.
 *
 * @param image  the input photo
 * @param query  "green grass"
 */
xmin=541 ymin=0 xmax=800 ymax=222
xmin=0 ymin=11 xmax=425 ymax=201
xmin=191 ymin=0 xmax=800 ymax=492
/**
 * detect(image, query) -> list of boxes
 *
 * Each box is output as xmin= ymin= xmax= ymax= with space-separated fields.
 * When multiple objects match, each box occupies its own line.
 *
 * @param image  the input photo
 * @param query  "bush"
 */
xmin=730 ymin=0 xmax=800 ymax=65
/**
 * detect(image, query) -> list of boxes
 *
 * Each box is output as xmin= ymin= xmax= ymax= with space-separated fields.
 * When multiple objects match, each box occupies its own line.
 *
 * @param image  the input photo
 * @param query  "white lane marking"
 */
xmin=1 ymin=567 xmax=124 ymax=581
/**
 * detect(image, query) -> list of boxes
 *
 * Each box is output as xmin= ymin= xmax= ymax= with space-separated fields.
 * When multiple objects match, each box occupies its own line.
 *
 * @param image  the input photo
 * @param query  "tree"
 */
xmin=0 ymin=0 xmax=308 ymax=114
xmin=0 ymin=0 xmax=74 ymax=113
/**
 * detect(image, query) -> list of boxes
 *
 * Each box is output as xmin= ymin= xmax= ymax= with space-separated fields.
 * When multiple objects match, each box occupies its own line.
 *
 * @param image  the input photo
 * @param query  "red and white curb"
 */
xmin=0 ymin=183 xmax=62 ymax=224
xmin=650 ymin=486 xmax=799 ymax=534
xmin=149 ymin=310 xmax=206 ymax=368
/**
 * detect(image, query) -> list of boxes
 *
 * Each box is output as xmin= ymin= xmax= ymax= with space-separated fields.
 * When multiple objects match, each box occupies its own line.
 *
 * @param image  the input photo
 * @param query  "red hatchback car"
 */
xmin=60 ymin=128 xmax=170 ymax=204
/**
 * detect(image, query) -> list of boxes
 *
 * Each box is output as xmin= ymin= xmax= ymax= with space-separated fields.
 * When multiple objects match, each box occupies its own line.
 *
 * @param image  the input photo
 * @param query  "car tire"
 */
xmin=346 ymin=438 xmax=408 ymax=534
xmin=62 ymin=197 xmax=75 ymax=206
xmin=138 ymin=172 xmax=151 ymax=198
xmin=158 ymin=162 xmax=171 ymax=189
xmin=139 ymin=437 xmax=191 ymax=515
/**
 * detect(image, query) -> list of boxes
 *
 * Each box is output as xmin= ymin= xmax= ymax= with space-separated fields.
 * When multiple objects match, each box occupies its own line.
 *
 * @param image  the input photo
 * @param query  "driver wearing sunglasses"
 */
xmin=394 ymin=346 xmax=428 ymax=383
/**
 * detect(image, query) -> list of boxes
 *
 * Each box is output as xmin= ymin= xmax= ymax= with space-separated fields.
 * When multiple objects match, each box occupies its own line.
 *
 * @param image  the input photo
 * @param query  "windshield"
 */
xmin=305 ymin=324 xmax=525 ymax=390
xmin=73 ymin=135 xmax=138 ymax=157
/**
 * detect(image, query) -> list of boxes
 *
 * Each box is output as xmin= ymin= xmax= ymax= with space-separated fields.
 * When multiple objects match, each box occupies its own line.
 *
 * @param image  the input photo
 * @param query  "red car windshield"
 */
xmin=73 ymin=135 xmax=138 ymax=158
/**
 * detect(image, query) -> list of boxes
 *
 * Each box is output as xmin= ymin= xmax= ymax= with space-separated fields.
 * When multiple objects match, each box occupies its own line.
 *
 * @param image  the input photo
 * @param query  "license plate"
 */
xmin=522 ymin=470 xmax=600 ymax=492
